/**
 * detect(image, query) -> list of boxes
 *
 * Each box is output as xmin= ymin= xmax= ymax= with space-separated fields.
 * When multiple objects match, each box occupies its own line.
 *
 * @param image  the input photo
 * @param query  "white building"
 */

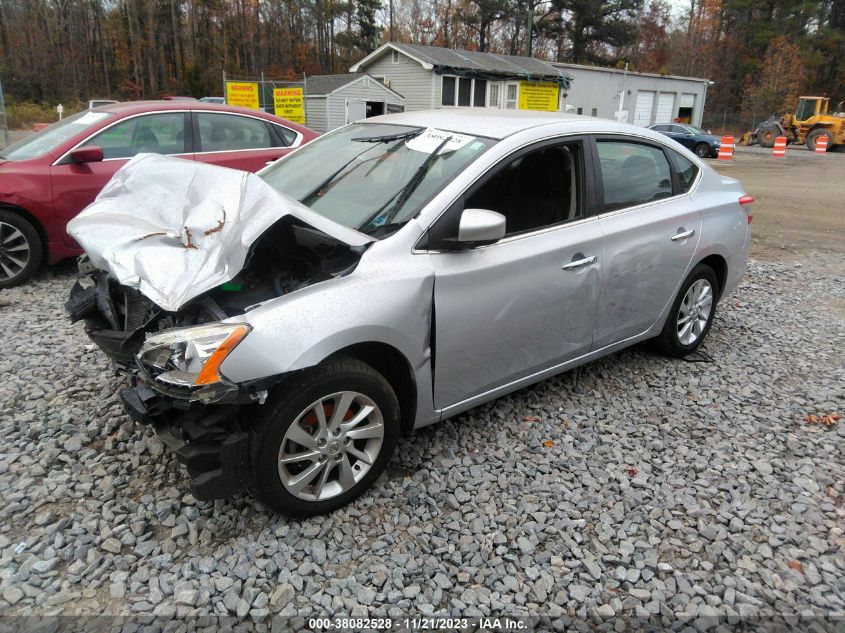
xmin=551 ymin=62 xmax=711 ymax=127
xmin=349 ymin=43 xmax=710 ymax=127
xmin=304 ymin=73 xmax=405 ymax=133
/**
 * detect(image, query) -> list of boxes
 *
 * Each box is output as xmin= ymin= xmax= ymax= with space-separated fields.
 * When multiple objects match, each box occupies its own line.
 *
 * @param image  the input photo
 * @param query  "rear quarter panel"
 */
xmin=690 ymin=167 xmax=750 ymax=298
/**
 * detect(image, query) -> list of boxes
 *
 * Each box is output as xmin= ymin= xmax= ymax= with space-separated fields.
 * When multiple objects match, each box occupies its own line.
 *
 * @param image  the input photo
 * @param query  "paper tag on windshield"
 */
xmin=406 ymin=128 xmax=475 ymax=154
xmin=76 ymin=111 xmax=110 ymax=125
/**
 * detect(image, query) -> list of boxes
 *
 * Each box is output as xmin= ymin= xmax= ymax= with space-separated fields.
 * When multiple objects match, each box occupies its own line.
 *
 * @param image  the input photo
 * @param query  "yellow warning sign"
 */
xmin=273 ymin=87 xmax=305 ymax=124
xmin=518 ymin=82 xmax=560 ymax=112
xmin=225 ymin=82 xmax=260 ymax=110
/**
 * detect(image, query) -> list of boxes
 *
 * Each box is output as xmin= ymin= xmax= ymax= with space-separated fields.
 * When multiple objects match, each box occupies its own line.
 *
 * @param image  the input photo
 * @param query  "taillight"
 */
xmin=739 ymin=195 xmax=754 ymax=223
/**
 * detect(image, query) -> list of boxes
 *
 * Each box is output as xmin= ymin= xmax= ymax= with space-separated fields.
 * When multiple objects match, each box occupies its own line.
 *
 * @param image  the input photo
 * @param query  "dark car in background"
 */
xmin=648 ymin=123 xmax=721 ymax=158
xmin=0 ymin=101 xmax=318 ymax=287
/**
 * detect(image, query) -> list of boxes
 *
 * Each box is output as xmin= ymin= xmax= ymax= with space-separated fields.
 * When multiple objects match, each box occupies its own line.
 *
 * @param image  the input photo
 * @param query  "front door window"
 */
xmin=83 ymin=113 xmax=187 ymax=159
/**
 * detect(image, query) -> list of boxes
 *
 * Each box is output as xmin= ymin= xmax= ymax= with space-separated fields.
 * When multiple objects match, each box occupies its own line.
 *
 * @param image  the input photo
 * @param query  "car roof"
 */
xmin=363 ymin=108 xmax=653 ymax=140
xmin=94 ymin=100 xmax=272 ymax=118
xmin=90 ymin=100 xmax=315 ymax=133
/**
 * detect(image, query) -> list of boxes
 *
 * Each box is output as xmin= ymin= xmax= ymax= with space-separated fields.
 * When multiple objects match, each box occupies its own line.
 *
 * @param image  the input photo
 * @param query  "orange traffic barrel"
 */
xmin=814 ymin=135 xmax=829 ymax=154
xmin=717 ymin=136 xmax=735 ymax=160
xmin=773 ymin=136 xmax=787 ymax=157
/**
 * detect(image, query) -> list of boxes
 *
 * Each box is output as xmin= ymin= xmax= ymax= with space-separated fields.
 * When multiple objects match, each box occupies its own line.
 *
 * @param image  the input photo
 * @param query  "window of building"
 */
xmin=591 ymin=108 xmax=598 ymax=117
xmin=441 ymin=76 xmax=487 ymax=107
xmin=489 ymin=83 xmax=500 ymax=108
xmin=464 ymin=141 xmax=584 ymax=235
xmin=458 ymin=78 xmax=472 ymax=106
xmin=504 ymin=83 xmax=518 ymax=109
xmin=597 ymin=141 xmax=673 ymax=211
xmin=392 ymin=50 xmax=399 ymax=63
xmin=577 ymin=107 xmax=583 ymax=115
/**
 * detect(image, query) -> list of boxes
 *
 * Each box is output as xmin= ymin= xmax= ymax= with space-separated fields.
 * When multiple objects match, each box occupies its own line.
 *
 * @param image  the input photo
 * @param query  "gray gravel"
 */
xmin=0 ymin=259 xmax=843 ymax=628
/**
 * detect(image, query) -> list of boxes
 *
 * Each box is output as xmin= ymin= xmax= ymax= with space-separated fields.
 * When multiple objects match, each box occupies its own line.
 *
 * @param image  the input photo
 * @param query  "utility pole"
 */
xmin=0 ymin=74 xmax=9 ymax=147
xmin=389 ymin=0 xmax=395 ymax=41
xmin=525 ymin=0 xmax=534 ymax=57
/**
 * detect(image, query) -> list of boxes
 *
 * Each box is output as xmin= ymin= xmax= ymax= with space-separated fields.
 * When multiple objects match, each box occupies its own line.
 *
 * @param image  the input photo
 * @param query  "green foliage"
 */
xmin=4 ymin=102 xmax=85 ymax=130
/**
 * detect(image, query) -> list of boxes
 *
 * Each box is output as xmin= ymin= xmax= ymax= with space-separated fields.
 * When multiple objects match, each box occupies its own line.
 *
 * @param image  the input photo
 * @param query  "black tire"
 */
xmin=652 ymin=264 xmax=719 ymax=358
xmin=757 ymin=126 xmax=778 ymax=148
xmin=247 ymin=356 xmax=400 ymax=517
xmin=0 ymin=209 xmax=43 ymax=289
xmin=806 ymin=128 xmax=833 ymax=152
xmin=694 ymin=142 xmax=711 ymax=158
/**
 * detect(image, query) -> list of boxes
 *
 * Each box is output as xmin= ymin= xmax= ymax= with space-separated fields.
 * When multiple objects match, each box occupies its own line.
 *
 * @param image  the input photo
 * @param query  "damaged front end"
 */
xmin=65 ymin=154 xmax=371 ymax=500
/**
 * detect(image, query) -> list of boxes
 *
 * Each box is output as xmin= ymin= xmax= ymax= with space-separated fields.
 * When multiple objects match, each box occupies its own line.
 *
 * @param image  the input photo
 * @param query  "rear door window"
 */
xmin=197 ymin=113 xmax=274 ymax=152
xmin=667 ymin=149 xmax=700 ymax=192
xmin=596 ymin=140 xmax=673 ymax=211
xmin=272 ymin=124 xmax=298 ymax=147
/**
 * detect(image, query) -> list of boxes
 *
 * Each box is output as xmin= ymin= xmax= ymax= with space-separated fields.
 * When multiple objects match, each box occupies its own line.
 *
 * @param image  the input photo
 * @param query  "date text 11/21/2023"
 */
xmin=307 ymin=617 xmax=528 ymax=630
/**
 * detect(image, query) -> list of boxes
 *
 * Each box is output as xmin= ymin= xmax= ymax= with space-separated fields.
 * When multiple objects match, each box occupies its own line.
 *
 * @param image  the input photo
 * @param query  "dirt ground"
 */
xmin=713 ymin=148 xmax=845 ymax=267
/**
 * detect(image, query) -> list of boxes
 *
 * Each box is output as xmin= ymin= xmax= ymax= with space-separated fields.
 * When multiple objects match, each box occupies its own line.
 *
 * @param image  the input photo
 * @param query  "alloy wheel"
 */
xmin=677 ymin=279 xmax=713 ymax=346
xmin=278 ymin=391 xmax=385 ymax=501
xmin=0 ymin=221 xmax=31 ymax=281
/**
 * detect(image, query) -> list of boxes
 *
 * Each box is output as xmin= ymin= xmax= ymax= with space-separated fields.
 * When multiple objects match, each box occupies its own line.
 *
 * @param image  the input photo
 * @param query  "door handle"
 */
xmin=670 ymin=228 xmax=695 ymax=241
xmin=562 ymin=255 xmax=597 ymax=270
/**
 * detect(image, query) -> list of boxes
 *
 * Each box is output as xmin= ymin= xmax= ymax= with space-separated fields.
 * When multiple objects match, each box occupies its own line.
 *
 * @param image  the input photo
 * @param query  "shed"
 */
xmin=549 ymin=62 xmax=711 ymax=127
xmin=304 ymin=73 xmax=405 ymax=133
xmin=349 ymin=43 xmax=571 ymax=113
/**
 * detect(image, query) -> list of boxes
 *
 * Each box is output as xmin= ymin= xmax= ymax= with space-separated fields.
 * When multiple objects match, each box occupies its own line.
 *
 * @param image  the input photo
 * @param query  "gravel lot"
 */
xmin=1 ymin=257 xmax=843 ymax=628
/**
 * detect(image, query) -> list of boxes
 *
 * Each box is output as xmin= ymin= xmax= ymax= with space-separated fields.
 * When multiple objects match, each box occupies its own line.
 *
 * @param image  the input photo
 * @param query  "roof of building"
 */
xmin=350 ymin=43 xmax=571 ymax=87
xmin=305 ymin=73 xmax=404 ymax=99
xmin=550 ymin=61 xmax=709 ymax=83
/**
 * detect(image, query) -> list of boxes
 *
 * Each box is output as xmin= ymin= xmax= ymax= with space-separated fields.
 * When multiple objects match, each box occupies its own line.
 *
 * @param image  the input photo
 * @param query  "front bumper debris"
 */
xmin=120 ymin=385 xmax=251 ymax=500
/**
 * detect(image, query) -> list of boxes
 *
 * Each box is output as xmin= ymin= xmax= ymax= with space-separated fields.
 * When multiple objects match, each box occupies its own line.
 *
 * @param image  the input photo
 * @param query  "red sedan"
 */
xmin=0 ymin=101 xmax=318 ymax=287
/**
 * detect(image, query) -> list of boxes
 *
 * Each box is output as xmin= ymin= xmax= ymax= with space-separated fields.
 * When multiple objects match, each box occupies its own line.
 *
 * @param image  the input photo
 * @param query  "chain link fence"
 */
xmin=701 ymin=110 xmax=774 ymax=137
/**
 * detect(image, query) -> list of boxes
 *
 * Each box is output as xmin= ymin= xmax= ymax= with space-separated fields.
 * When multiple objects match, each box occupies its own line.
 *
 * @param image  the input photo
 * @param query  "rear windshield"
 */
xmin=0 ymin=110 xmax=115 ymax=161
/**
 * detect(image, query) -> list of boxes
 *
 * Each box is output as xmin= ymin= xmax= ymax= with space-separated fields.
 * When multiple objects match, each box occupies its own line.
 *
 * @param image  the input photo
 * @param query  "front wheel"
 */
xmin=694 ymin=142 xmax=711 ymax=158
xmin=806 ymin=128 xmax=833 ymax=152
xmin=248 ymin=357 xmax=400 ymax=517
xmin=0 ymin=210 xmax=43 ymax=288
xmin=653 ymin=264 xmax=719 ymax=357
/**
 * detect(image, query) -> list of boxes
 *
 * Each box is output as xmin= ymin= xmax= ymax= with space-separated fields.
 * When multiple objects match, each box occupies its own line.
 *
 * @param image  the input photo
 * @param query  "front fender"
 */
xmin=219 ymin=250 xmax=434 ymax=385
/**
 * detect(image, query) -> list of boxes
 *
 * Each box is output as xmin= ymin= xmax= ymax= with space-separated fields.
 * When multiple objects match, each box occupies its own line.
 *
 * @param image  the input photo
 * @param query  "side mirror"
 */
xmin=457 ymin=208 xmax=506 ymax=246
xmin=69 ymin=146 xmax=104 ymax=164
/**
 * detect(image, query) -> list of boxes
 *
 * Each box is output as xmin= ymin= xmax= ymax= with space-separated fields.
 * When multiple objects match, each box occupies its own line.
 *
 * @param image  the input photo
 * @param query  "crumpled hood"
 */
xmin=67 ymin=154 xmax=372 ymax=312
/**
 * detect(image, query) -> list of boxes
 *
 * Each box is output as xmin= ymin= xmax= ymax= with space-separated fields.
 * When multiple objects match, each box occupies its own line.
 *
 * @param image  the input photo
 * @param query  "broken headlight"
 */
xmin=137 ymin=323 xmax=251 ymax=390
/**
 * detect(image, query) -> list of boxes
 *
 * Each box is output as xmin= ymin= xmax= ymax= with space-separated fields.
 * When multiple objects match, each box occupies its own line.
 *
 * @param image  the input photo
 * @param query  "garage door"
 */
xmin=655 ymin=93 xmax=676 ymax=123
xmin=346 ymin=99 xmax=366 ymax=124
xmin=634 ymin=91 xmax=655 ymax=126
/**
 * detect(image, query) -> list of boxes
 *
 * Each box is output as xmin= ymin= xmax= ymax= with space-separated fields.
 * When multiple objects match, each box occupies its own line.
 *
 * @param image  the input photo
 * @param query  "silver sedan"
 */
xmin=68 ymin=110 xmax=753 ymax=516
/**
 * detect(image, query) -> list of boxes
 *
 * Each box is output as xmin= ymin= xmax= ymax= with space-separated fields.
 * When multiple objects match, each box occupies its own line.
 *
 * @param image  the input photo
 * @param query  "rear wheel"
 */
xmin=653 ymin=264 xmax=719 ymax=357
xmin=0 ymin=210 xmax=42 ymax=288
xmin=806 ymin=128 xmax=833 ymax=152
xmin=248 ymin=357 xmax=400 ymax=517
xmin=694 ymin=142 xmax=711 ymax=158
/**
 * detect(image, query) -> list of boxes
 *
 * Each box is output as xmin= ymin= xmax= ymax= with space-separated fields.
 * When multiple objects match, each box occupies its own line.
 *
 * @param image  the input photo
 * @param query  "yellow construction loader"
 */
xmin=738 ymin=96 xmax=845 ymax=150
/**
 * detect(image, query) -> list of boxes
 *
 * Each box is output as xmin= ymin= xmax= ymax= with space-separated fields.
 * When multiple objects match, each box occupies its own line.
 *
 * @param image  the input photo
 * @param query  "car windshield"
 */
xmin=0 ymin=110 xmax=115 ymax=161
xmin=260 ymin=123 xmax=497 ymax=235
